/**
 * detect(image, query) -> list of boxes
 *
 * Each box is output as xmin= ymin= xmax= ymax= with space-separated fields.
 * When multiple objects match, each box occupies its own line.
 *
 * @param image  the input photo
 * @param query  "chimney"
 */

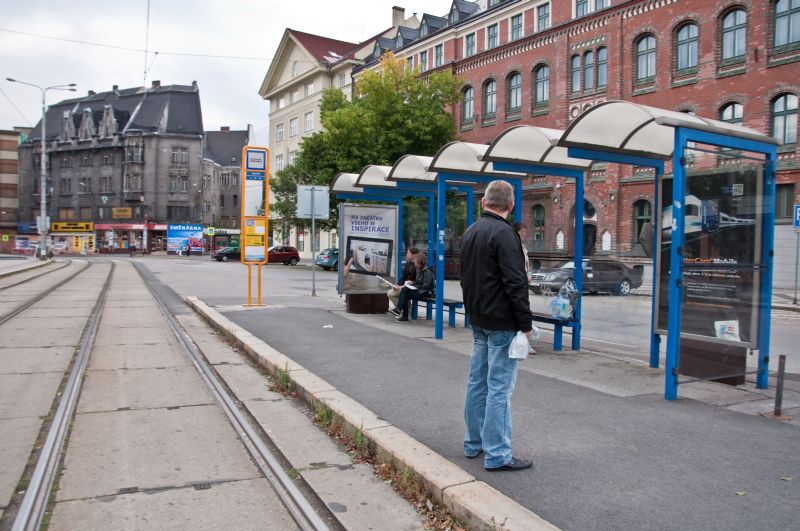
xmin=392 ymin=6 xmax=405 ymax=26
xmin=220 ymin=126 xmax=230 ymax=132
xmin=151 ymin=80 xmax=160 ymax=88
xmin=112 ymin=84 xmax=118 ymax=91
xmin=88 ymin=90 xmax=96 ymax=96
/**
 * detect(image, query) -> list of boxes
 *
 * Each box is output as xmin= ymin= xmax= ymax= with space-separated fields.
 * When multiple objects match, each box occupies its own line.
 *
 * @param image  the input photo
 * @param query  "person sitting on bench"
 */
xmin=388 ymin=247 xmax=419 ymax=315
xmin=395 ymin=252 xmax=434 ymax=322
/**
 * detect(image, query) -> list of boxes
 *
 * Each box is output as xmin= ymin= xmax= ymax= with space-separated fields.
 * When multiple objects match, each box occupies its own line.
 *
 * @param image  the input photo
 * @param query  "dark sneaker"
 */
xmin=485 ymin=457 xmax=533 ymax=472
xmin=389 ymin=307 xmax=401 ymax=316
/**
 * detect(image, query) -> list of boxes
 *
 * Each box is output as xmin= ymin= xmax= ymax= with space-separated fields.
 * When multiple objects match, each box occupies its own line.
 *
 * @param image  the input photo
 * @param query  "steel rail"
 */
xmin=11 ymin=261 xmax=114 ymax=531
xmin=136 ymin=265 xmax=330 ymax=531
xmin=0 ymin=260 xmax=91 ymax=327
xmin=0 ymin=259 xmax=72 ymax=292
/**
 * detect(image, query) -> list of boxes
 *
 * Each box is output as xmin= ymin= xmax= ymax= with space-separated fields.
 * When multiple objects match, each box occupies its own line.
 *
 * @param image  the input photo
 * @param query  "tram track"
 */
xmin=134 ymin=264 xmax=331 ymax=531
xmin=0 ymin=261 xmax=72 ymax=293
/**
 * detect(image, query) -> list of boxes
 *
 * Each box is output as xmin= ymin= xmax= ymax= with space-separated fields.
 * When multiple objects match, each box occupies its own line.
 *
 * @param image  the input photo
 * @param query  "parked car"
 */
xmin=212 ymin=246 xmax=241 ymax=262
xmin=315 ymin=248 xmax=339 ymax=270
xmin=528 ymin=259 xmax=643 ymax=296
xmin=268 ymin=246 xmax=300 ymax=265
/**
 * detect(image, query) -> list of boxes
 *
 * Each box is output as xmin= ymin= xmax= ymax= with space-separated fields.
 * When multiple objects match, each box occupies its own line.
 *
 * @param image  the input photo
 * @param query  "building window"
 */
xmin=507 ymin=73 xmax=522 ymax=114
xmin=289 ymin=151 xmax=297 ymax=165
xmin=596 ymin=0 xmax=608 ymax=9
xmin=636 ymin=35 xmax=656 ymax=82
xmin=483 ymin=80 xmax=497 ymax=118
xmin=462 ymin=86 xmax=474 ymax=122
xmin=276 ymin=123 xmax=284 ymax=142
xmin=305 ymin=82 xmax=314 ymax=96
xmin=169 ymin=175 xmax=177 ymax=193
xmin=126 ymin=142 xmax=142 ymax=162
xmin=633 ymin=200 xmax=652 ymax=246
xmin=100 ymin=175 xmax=112 ymax=193
xmin=278 ymin=97 xmax=285 ymax=109
xmin=435 ymin=44 xmax=443 ymax=67
xmin=80 ymin=153 xmax=91 ymax=167
xmin=720 ymin=102 xmax=743 ymax=125
xmin=79 ymin=176 xmax=91 ymax=193
xmin=721 ymin=9 xmax=747 ymax=61
xmin=420 ymin=20 xmax=429 ymax=37
xmin=534 ymin=65 xmax=550 ymax=106
xmin=60 ymin=156 xmax=70 ymax=168
xmin=291 ymin=61 xmax=299 ymax=77
xmin=450 ymin=5 xmax=459 ymax=24
xmin=775 ymin=0 xmax=800 ymax=48
xmin=676 ymin=23 xmax=699 ymax=71
xmin=80 ymin=207 xmax=92 ymax=220
xmin=537 ymin=3 xmax=550 ymax=31
xmin=289 ymin=118 xmax=298 ymax=137
xmin=58 ymin=208 xmax=74 ymax=220
xmin=60 ymin=177 xmax=71 ymax=194
xmin=220 ymin=194 xmax=224 ymax=208
xmin=772 ymin=93 xmax=798 ymax=144
xmin=420 ymin=50 xmax=428 ymax=72
xmin=576 ymin=0 xmax=589 ymax=17
xmin=776 ymin=183 xmax=796 ymax=219
xmin=465 ymin=33 xmax=476 ymax=57
xmin=571 ymin=55 xmax=581 ymax=93
xmin=275 ymin=154 xmax=284 ymax=172
xmin=511 ymin=14 xmax=523 ymax=41
xmin=233 ymin=194 xmax=238 ymax=207
xmin=583 ymin=50 xmax=595 ymax=90
xmin=171 ymin=147 xmax=188 ymax=167
xmin=304 ymin=111 xmax=314 ymax=132
xmin=102 ymin=153 xmax=113 ymax=165
xmin=487 ymin=24 xmax=499 ymax=49
xmin=336 ymin=73 xmax=346 ymax=88
xmin=97 ymin=207 xmax=109 ymax=220
xmin=532 ymin=204 xmax=545 ymax=249
xmin=597 ymin=47 xmax=608 ymax=88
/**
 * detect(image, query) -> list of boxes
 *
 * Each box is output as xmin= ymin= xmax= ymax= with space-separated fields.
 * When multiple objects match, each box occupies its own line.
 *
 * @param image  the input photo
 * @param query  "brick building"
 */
xmin=0 ymin=129 xmax=21 ymax=253
xmin=355 ymin=0 xmax=799 ymax=286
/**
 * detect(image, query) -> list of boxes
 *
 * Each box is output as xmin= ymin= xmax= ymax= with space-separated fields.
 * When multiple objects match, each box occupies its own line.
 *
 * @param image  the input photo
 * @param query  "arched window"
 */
xmin=483 ymin=80 xmax=497 ymax=118
xmin=583 ymin=50 xmax=595 ymax=90
xmin=462 ymin=86 xmax=474 ymax=123
xmin=720 ymin=102 xmax=743 ymax=125
xmin=772 ymin=93 xmax=798 ymax=144
xmin=636 ymin=35 xmax=656 ymax=82
xmin=571 ymin=55 xmax=581 ymax=93
xmin=597 ymin=47 xmax=608 ymax=88
xmin=775 ymin=0 xmax=800 ymax=47
xmin=633 ymin=200 xmax=652 ymax=246
xmin=532 ymin=204 xmax=545 ymax=249
xmin=721 ymin=9 xmax=747 ymax=61
xmin=534 ymin=65 xmax=550 ymax=106
xmin=676 ymin=22 xmax=699 ymax=71
xmin=507 ymin=73 xmax=522 ymax=114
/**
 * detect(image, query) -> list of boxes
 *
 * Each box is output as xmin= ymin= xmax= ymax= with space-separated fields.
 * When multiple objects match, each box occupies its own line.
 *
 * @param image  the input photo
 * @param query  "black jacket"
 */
xmin=400 ymin=259 xmax=417 ymax=283
xmin=413 ymin=266 xmax=435 ymax=297
xmin=460 ymin=211 xmax=531 ymax=332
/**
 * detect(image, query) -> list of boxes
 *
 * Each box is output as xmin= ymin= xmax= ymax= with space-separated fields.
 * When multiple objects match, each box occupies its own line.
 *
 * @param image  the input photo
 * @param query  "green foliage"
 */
xmin=274 ymin=53 xmax=463 ymax=232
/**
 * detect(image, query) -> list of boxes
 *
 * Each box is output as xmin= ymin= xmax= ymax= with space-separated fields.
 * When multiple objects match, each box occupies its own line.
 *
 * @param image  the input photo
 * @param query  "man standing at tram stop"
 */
xmin=460 ymin=180 xmax=534 ymax=472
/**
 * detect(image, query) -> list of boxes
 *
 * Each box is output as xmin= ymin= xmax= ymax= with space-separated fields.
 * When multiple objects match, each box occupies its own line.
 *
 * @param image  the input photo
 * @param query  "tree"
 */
xmin=273 ymin=52 xmax=463 ymax=234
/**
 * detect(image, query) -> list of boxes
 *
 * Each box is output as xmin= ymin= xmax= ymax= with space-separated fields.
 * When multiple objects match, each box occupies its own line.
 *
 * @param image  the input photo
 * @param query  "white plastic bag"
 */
xmin=509 ymin=331 xmax=530 ymax=360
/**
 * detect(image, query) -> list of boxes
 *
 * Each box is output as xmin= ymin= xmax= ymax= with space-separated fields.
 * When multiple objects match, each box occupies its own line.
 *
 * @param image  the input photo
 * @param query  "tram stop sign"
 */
xmin=794 ymin=204 xmax=800 ymax=231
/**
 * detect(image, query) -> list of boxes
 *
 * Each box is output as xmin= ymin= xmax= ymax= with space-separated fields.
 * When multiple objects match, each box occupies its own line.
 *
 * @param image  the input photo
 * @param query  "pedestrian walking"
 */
xmin=129 ymin=243 xmax=136 ymax=257
xmin=460 ymin=180 xmax=534 ymax=472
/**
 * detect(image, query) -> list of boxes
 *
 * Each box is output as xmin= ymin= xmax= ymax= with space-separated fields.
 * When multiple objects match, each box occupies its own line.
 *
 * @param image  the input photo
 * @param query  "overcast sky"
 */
xmin=1 ymin=0 xmax=454 ymax=146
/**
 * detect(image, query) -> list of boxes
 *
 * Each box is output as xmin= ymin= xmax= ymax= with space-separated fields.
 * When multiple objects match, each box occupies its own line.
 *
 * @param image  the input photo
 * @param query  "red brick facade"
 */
xmin=405 ymin=0 xmax=800 ymax=266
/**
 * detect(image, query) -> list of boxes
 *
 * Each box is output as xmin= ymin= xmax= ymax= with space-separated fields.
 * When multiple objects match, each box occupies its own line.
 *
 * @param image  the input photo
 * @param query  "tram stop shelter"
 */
xmin=555 ymin=100 xmax=779 ymax=400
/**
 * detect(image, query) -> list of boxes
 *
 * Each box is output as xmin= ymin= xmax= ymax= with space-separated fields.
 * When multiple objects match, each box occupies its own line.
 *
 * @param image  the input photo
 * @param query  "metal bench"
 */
xmin=531 ymin=311 xmax=577 ymax=351
xmin=411 ymin=297 xmax=467 ymax=328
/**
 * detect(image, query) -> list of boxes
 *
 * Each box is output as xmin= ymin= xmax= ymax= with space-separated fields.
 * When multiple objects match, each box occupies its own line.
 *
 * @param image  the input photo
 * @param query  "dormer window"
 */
xmin=396 ymin=34 xmax=403 ymax=48
xmin=420 ymin=21 xmax=428 ymax=37
xmin=449 ymin=6 xmax=459 ymax=24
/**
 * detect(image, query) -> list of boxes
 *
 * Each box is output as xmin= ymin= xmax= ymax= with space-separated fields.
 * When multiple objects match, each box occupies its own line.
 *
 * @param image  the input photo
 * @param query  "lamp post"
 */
xmin=6 ymin=78 xmax=77 ymax=259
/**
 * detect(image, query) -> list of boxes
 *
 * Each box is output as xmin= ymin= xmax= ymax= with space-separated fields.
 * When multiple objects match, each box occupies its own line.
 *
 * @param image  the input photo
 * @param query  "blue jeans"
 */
xmin=463 ymin=326 xmax=519 ymax=468
xmin=397 ymin=287 xmax=425 ymax=318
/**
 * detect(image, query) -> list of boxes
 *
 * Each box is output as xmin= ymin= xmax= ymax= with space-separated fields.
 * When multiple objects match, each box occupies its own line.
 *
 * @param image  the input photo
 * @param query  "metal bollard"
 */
xmin=774 ymin=355 xmax=786 ymax=417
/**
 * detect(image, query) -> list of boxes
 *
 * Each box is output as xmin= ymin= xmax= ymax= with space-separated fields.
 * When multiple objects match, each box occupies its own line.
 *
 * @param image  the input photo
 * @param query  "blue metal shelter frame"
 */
xmin=558 ymin=101 xmax=779 ymax=400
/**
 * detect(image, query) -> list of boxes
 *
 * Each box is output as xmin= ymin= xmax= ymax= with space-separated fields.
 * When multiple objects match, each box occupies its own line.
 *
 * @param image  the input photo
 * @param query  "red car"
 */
xmin=268 ymin=246 xmax=300 ymax=265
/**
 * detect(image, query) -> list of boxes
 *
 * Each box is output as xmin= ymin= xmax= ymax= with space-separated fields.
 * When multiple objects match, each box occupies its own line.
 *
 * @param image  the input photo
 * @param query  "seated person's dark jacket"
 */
xmin=401 ymin=260 xmax=417 ymax=283
xmin=412 ymin=266 xmax=435 ymax=298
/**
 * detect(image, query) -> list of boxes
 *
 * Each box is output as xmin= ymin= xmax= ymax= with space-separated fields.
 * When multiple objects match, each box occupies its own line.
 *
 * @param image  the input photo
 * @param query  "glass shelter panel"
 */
xmin=657 ymin=145 xmax=767 ymax=353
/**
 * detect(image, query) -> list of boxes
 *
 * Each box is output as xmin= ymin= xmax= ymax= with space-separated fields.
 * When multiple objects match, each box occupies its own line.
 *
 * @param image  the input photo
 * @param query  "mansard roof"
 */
xmin=449 ymin=0 xmax=481 ymax=24
xmin=419 ymin=14 xmax=447 ymax=36
xmin=395 ymin=26 xmax=419 ymax=47
xmin=25 ymin=82 xmax=203 ymax=142
xmin=204 ymin=129 xmax=249 ymax=167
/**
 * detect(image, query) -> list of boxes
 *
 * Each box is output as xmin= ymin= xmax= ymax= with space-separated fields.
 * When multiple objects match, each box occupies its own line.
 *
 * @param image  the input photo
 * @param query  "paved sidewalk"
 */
xmin=198 ymin=292 xmax=799 ymax=531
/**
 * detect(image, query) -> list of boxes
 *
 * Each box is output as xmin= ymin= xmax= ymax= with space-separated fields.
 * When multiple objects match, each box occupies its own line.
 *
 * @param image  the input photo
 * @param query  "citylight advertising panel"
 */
xmin=338 ymin=203 xmax=398 ymax=295
xmin=240 ymin=146 xmax=269 ymax=264
xmin=656 ymin=158 xmax=764 ymax=348
xmin=167 ymin=224 xmax=204 ymax=254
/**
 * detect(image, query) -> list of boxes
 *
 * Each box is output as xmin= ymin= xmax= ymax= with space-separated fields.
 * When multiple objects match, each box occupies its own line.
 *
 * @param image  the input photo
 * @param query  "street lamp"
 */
xmin=6 ymin=78 xmax=77 ymax=260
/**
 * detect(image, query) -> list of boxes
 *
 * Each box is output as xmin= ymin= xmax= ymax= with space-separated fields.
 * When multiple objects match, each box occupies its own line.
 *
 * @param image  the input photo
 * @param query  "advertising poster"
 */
xmin=656 ymin=161 xmax=763 ymax=348
xmin=339 ymin=204 xmax=398 ymax=294
xmin=167 ymin=224 xmax=204 ymax=254
xmin=243 ymin=218 xmax=266 ymax=262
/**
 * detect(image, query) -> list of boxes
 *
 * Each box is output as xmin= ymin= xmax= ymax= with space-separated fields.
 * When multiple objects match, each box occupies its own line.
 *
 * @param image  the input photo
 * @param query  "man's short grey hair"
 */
xmin=484 ymin=180 xmax=514 ymax=211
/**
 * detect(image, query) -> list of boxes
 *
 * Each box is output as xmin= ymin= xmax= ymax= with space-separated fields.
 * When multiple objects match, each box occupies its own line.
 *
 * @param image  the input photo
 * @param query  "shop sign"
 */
xmin=1 ymin=234 xmax=8 ymax=241
xmin=52 ymin=222 xmax=94 ymax=233
xmin=112 ymin=207 xmax=132 ymax=219
xmin=17 ymin=222 xmax=38 ymax=234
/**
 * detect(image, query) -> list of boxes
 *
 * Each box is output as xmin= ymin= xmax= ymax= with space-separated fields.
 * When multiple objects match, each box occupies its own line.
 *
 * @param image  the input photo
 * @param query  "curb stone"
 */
xmin=186 ymin=296 xmax=560 ymax=531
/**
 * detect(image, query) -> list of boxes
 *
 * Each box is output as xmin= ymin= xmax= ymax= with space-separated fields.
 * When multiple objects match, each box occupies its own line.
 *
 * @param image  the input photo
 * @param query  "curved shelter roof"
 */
xmin=331 ymin=172 xmax=361 ymax=194
xmin=558 ymin=100 xmax=779 ymax=160
xmin=356 ymin=165 xmax=397 ymax=189
xmin=429 ymin=141 xmax=526 ymax=177
xmin=483 ymin=126 xmax=592 ymax=169
xmin=388 ymin=155 xmax=437 ymax=183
